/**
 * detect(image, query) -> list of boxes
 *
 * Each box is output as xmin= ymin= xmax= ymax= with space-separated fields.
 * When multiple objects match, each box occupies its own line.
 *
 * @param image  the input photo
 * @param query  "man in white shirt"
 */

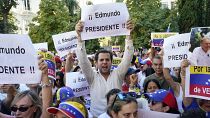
xmin=75 ymin=20 xmax=134 ymax=117
xmin=189 ymin=37 xmax=210 ymax=66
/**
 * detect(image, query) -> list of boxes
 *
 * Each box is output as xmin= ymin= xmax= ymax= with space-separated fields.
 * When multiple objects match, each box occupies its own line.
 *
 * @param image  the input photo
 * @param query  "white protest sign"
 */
xmin=52 ymin=31 xmax=77 ymax=57
xmin=33 ymin=42 xmax=48 ymax=51
xmin=0 ymin=34 xmax=41 ymax=84
xmin=138 ymin=109 xmax=179 ymax=118
xmin=81 ymin=3 xmax=129 ymax=40
xmin=66 ymin=72 xmax=90 ymax=97
xmin=163 ymin=33 xmax=190 ymax=68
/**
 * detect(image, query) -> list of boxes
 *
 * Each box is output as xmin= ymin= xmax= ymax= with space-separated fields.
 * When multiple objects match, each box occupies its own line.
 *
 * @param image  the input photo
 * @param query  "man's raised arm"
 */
xmin=75 ymin=21 xmax=94 ymax=84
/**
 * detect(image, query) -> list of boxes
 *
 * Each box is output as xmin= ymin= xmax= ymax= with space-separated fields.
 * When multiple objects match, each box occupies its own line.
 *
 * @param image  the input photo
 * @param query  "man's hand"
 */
xmin=126 ymin=19 xmax=134 ymax=32
xmin=130 ymin=74 xmax=138 ymax=86
xmin=75 ymin=20 xmax=84 ymax=42
xmin=65 ymin=52 xmax=76 ymax=73
xmin=38 ymin=56 xmax=48 ymax=76
xmin=180 ymin=59 xmax=190 ymax=79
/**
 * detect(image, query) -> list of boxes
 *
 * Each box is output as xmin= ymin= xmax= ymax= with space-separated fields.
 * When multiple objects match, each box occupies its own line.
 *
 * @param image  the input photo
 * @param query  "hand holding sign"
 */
xmin=126 ymin=19 xmax=134 ymax=32
xmin=38 ymin=56 xmax=48 ymax=75
xmin=65 ymin=52 xmax=76 ymax=73
xmin=75 ymin=20 xmax=84 ymax=42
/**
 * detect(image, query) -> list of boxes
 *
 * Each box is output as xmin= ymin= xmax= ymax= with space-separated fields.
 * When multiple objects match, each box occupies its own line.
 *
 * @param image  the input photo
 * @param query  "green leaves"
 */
xmin=29 ymin=0 xmax=71 ymax=51
xmin=126 ymin=0 xmax=179 ymax=48
xmin=0 ymin=0 xmax=17 ymax=33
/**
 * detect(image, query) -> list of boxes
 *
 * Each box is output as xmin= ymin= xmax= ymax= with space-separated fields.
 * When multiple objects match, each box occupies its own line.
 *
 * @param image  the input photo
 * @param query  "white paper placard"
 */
xmin=66 ymin=72 xmax=90 ymax=97
xmin=81 ymin=3 xmax=130 ymax=40
xmin=0 ymin=34 xmax=41 ymax=84
xmin=163 ymin=33 xmax=190 ymax=68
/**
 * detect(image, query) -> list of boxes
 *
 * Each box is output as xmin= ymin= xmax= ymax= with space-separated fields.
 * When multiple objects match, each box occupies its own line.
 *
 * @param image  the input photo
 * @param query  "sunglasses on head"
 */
xmin=111 ymin=92 xmax=137 ymax=108
xmin=11 ymin=105 xmax=33 ymax=112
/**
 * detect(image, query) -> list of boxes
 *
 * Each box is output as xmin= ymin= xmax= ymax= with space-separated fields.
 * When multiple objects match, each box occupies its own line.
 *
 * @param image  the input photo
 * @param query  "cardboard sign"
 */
xmin=112 ymin=46 xmax=120 ymax=52
xmin=37 ymin=51 xmax=55 ymax=80
xmin=81 ymin=3 xmax=130 ymax=40
xmin=163 ymin=33 xmax=190 ymax=68
xmin=66 ymin=72 xmax=90 ymax=97
xmin=33 ymin=42 xmax=48 ymax=51
xmin=185 ymin=66 xmax=210 ymax=100
xmin=0 ymin=34 xmax=41 ymax=84
xmin=52 ymin=31 xmax=77 ymax=57
xmin=111 ymin=57 xmax=122 ymax=70
xmin=151 ymin=32 xmax=178 ymax=47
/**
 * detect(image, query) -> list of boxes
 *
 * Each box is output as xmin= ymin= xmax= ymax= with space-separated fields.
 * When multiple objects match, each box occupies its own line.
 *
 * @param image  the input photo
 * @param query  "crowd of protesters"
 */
xmin=0 ymin=9 xmax=210 ymax=118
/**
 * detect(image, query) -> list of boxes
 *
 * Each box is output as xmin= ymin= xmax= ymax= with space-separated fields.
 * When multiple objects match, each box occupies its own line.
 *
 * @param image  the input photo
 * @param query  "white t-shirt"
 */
xmin=98 ymin=112 xmax=110 ymax=118
xmin=189 ymin=47 xmax=210 ymax=66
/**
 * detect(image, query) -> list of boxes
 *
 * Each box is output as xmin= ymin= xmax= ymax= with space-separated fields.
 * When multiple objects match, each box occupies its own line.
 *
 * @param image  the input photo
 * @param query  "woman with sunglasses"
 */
xmin=109 ymin=93 xmax=138 ymax=118
xmin=9 ymin=56 xmax=52 ymax=118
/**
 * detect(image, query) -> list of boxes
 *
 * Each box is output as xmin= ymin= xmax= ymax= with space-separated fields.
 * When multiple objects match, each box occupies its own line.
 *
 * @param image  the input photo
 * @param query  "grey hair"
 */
xmin=11 ymin=90 xmax=42 ymax=118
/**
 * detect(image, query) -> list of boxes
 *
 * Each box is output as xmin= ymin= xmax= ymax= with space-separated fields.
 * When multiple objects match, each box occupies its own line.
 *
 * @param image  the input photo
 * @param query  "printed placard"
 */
xmin=163 ymin=33 xmax=190 ymax=68
xmin=81 ymin=3 xmax=130 ymax=40
xmin=52 ymin=31 xmax=77 ymax=57
xmin=112 ymin=46 xmax=120 ymax=52
xmin=33 ymin=42 xmax=48 ymax=51
xmin=111 ymin=57 xmax=122 ymax=70
xmin=185 ymin=66 xmax=210 ymax=100
xmin=0 ymin=34 xmax=41 ymax=84
xmin=37 ymin=51 xmax=55 ymax=80
xmin=66 ymin=72 xmax=90 ymax=97
xmin=151 ymin=32 xmax=178 ymax=47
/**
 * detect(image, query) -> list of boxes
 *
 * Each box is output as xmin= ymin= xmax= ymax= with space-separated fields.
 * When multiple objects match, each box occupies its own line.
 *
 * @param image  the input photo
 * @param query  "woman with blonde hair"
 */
xmin=8 ymin=56 xmax=52 ymax=118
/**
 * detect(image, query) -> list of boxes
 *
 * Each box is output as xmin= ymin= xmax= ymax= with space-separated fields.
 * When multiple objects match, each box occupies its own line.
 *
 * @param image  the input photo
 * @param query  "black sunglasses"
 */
xmin=11 ymin=105 xmax=33 ymax=112
xmin=111 ymin=92 xmax=137 ymax=108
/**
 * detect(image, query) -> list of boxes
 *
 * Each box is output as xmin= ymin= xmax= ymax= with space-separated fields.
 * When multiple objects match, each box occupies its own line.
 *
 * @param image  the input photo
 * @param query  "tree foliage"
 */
xmin=126 ymin=0 xmax=179 ymax=49
xmin=0 ymin=0 xmax=17 ymax=33
xmin=29 ymin=0 xmax=100 ymax=53
xmin=29 ymin=0 xmax=71 ymax=51
xmin=178 ymin=0 xmax=210 ymax=33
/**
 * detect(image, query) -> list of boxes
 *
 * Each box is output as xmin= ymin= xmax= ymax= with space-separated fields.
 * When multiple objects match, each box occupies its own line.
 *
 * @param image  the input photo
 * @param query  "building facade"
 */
xmin=11 ymin=0 xmax=40 ymax=34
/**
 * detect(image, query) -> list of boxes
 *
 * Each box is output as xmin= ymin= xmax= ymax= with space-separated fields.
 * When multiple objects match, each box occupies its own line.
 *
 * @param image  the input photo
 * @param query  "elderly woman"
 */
xmin=7 ymin=57 xmax=52 ymax=118
xmin=109 ymin=92 xmax=138 ymax=118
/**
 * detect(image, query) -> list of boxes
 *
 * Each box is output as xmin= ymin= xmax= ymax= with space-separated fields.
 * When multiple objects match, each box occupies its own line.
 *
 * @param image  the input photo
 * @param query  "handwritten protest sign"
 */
xmin=151 ymin=32 xmax=178 ymax=47
xmin=185 ymin=66 xmax=210 ymax=100
xmin=52 ymin=31 xmax=77 ymax=57
xmin=81 ymin=3 xmax=129 ymax=40
xmin=33 ymin=42 xmax=48 ymax=51
xmin=163 ymin=33 xmax=190 ymax=68
xmin=111 ymin=57 xmax=122 ymax=70
xmin=0 ymin=34 xmax=41 ymax=84
xmin=112 ymin=46 xmax=120 ymax=52
xmin=37 ymin=51 xmax=55 ymax=80
xmin=66 ymin=72 xmax=90 ymax=97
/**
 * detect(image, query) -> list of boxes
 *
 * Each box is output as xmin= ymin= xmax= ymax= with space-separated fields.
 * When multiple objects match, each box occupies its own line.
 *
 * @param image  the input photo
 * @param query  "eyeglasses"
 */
xmin=11 ymin=105 xmax=33 ymax=112
xmin=111 ymin=92 xmax=137 ymax=108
